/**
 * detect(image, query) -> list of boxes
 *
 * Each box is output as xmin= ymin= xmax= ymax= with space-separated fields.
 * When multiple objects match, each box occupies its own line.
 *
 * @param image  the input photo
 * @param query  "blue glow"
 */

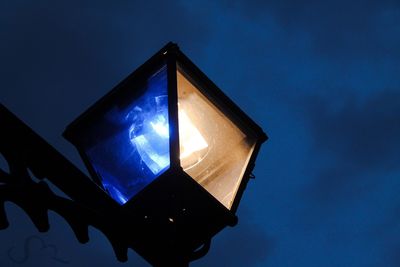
xmin=81 ymin=66 xmax=170 ymax=205
xmin=150 ymin=115 xmax=169 ymax=138
xmin=129 ymin=95 xmax=170 ymax=175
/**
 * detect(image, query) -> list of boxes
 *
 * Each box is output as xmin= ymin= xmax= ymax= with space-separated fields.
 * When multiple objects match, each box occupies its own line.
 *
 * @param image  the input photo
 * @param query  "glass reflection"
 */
xmin=178 ymin=108 xmax=209 ymax=168
xmin=129 ymin=95 xmax=170 ymax=175
xmin=83 ymin=66 xmax=170 ymax=205
xmin=177 ymin=69 xmax=256 ymax=209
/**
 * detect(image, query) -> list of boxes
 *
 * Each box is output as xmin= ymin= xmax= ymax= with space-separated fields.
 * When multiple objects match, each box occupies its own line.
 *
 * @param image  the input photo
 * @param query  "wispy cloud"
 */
xmin=194 ymin=222 xmax=274 ymax=267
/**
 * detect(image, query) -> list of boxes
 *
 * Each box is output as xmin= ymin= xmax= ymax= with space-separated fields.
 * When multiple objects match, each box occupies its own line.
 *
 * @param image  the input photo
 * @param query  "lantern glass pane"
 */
xmin=83 ymin=66 xmax=170 ymax=205
xmin=177 ymin=70 xmax=256 ymax=209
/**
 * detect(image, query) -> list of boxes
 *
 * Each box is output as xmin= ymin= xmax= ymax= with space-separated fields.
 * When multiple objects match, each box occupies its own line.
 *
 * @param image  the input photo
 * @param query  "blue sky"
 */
xmin=1 ymin=1 xmax=400 ymax=266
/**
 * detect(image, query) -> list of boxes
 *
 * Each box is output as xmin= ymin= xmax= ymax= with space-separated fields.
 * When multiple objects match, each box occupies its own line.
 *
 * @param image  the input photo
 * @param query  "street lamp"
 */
xmin=59 ymin=42 xmax=268 ymax=266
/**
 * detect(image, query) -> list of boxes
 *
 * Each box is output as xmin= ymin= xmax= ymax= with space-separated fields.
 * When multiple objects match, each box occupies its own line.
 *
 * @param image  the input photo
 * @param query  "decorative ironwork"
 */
xmin=0 ymin=103 xmax=207 ymax=266
xmin=0 ymin=43 xmax=267 ymax=267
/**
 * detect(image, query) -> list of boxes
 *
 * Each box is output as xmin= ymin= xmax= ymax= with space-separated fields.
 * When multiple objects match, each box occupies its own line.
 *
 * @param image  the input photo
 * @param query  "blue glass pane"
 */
xmin=83 ymin=66 xmax=170 ymax=205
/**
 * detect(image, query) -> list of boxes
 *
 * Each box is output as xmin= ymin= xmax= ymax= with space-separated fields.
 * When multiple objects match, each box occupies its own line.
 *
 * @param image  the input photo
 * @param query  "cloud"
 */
xmin=307 ymin=90 xmax=400 ymax=172
xmin=6 ymin=235 xmax=70 ymax=266
xmin=301 ymin=89 xmax=400 ymax=203
xmin=219 ymin=0 xmax=400 ymax=60
xmin=194 ymin=222 xmax=274 ymax=267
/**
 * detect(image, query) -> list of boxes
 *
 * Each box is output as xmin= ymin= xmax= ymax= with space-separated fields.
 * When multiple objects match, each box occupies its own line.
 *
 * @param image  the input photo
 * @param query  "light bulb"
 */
xmin=129 ymin=96 xmax=170 ymax=175
xmin=178 ymin=109 xmax=209 ymax=169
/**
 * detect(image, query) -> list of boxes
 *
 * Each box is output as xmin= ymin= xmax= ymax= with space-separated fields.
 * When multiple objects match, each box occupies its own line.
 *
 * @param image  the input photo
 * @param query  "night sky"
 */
xmin=1 ymin=1 xmax=400 ymax=266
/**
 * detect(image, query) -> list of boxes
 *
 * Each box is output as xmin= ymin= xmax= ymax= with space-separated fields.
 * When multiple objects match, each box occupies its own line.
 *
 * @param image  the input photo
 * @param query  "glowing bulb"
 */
xmin=129 ymin=100 xmax=170 ymax=175
xmin=150 ymin=114 xmax=169 ymax=138
xmin=178 ymin=109 xmax=208 ymax=168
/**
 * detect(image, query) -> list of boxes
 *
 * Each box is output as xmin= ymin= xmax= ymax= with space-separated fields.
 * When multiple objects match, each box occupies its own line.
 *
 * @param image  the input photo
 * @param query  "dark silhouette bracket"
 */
xmin=0 ymin=43 xmax=267 ymax=267
xmin=0 ymin=103 xmax=208 ymax=266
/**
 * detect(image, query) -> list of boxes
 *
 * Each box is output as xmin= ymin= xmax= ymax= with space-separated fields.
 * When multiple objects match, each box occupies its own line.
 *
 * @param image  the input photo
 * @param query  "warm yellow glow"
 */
xmin=178 ymin=108 xmax=208 ymax=164
xmin=177 ymin=69 xmax=256 ymax=209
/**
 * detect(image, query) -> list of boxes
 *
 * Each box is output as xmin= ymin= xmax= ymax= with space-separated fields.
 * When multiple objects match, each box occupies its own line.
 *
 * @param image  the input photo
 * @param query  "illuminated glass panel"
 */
xmin=82 ymin=66 xmax=170 ymax=205
xmin=177 ymin=70 xmax=256 ymax=209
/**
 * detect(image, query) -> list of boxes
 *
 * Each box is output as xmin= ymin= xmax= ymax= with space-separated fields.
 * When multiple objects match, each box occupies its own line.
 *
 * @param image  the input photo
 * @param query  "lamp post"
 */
xmin=0 ymin=43 xmax=267 ymax=267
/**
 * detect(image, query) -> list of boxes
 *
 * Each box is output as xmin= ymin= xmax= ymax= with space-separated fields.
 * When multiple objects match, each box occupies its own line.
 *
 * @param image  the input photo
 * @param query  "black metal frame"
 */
xmin=63 ymin=42 xmax=267 ymax=211
xmin=0 ymin=42 xmax=268 ymax=267
xmin=172 ymin=46 xmax=267 ymax=213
